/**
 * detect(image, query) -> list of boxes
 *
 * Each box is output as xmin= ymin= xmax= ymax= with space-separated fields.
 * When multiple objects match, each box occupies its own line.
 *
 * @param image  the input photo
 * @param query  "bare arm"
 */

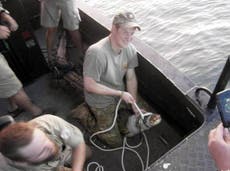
xmin=72 ymin=142 xmax=86 ymax=171
xmin=208 ymin=123 xmax=230 ymax=170
xmin=126 ymin=68 xmax=140 ymax=113
xmin=0 ymin=25 xmax=10 ymax=39
xmin=0 ymin=7 xmax=17 ymax=39
xmin=126 ymin=68 xmax=137 ymax=101
xmin=84 ymin=76 xmax=135 ymax=104
xmin=84 ymin=76 xmax=121 ymax=96
xmin=0 ymin=11 xmax=18 ymax=31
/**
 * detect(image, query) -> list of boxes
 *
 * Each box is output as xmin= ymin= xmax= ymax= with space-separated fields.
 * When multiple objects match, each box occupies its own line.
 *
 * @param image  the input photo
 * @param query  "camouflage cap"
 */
xmin=112 ymin=11 xmax=141 ymax=31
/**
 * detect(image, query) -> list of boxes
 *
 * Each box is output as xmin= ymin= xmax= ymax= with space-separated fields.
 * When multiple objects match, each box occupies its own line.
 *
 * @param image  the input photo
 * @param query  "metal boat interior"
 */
xmin=0 ymin=0 xmax=229 ymax=171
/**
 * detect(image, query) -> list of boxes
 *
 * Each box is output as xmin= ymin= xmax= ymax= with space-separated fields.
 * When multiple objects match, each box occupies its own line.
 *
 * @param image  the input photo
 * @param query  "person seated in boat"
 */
xmin=0 ymin=114 xmax=91 ymax=171
xmin=0 ymin=2 xmax=43 ymax=118
xmin=82 ymin=11 xmax=161 ymax=147
xmin=208 ymin=123 xmax=230 ymax=171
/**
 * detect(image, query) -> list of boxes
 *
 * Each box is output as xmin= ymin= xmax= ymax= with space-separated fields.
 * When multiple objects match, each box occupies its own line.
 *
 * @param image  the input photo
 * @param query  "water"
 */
xmin=83 ymin=0 xmax=230 ymax=91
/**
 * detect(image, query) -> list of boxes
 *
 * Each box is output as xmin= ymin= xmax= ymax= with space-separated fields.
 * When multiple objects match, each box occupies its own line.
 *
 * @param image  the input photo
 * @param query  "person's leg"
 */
xmin=40 ymin=0 xmax=60 ymax=64
xmin=117 ymin=103 xmax=133 ymax=135
xmin=56 ymin=30 xmax=68 ymax=65
xmin=0 ymin=54 xmax=37 ymax=116
xmin=46 ymin=27 xmax=58 ymax=63
xmin=68 ymin=29 xmax=83 ymax=54
xmin=91 ymin=104 xmax=123 ymax=147
xmin=8 ymin=98 xmax=18 ymax=111
xmin=70 ymin=103 xmax=97 ymax=133
xmin=60 ymin=0 xmax=83 ymax=54
xmin=8 ymin=88 xmax=42 ymax=116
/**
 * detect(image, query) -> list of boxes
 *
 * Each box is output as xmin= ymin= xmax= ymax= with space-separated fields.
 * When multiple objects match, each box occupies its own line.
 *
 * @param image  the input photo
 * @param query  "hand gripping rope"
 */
xmin=87 ymin=98 xmax=150 ymax=171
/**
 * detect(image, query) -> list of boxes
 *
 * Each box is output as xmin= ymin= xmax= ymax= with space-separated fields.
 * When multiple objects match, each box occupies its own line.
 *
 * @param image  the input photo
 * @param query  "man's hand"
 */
xmin=8 ymin=17 xmax=18 ymax=32
xmin=121 ymin=91 xmax=135 ymax=104
xmin=120 ymin=91 xmax=146 ymax=115
xmin=131 ymin=104 xmax=145 ymax=115
xmin=0 ymin=25 xmax=10 ymax=39
xmin=1 ymin=13 xmax=18 ymax=32
xmin=208 ymin=123 xmax=230 ymax=170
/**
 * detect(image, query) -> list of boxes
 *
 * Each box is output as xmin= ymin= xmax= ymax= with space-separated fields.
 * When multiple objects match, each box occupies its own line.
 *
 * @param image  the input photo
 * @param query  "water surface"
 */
xmin=84 ymin=0 xmax=230 ymax=90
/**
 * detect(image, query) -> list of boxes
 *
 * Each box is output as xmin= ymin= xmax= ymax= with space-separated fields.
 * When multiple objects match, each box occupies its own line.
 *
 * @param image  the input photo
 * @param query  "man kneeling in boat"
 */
xmin=82 ymin=11 xmax=161 ymax=147
xmin=0 ymin=114 xmax=91 ymax=171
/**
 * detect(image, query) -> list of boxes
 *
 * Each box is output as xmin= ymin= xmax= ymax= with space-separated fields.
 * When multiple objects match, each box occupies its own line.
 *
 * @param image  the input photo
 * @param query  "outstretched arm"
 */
xmin=72 ymin=142 xmax=86 ymax=171
xmin=0 ymin=25 xmax=10 ymax=39
xmin=208 ymin=123 xmax=230 ymax=170
xmin=126 ymin=68 xmax=140 ymax=113
xmin=126 ymin=68 xmax=137 ymax=101
xmin=0 ymin=5 xmax=17 ymax=39
xmin=0 ymin=5 xmax=18 ymax=32
xmin=84 ymin=76 xmax=135 ymax=104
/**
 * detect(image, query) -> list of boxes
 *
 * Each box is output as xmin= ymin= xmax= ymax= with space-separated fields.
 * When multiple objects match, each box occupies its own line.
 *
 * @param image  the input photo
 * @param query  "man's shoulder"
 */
xmin=30 ymin=114 xmax=60 ymax=122
xmin=30 ymin=114 xmax=65 ymax=128
xmin=123 ymin=43 xmax=137 ymax=58
xmin=126 ymin=43 xmax=136 ymax=52
xmin=88 ymin=37 xmax=109 ymax=52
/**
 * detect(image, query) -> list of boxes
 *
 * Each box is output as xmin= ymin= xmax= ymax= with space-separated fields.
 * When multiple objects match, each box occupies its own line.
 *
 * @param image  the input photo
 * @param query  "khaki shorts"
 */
xmin=40 ymin=0 xmax=81 ymax=31
xmin=0 ymin=54 xmax=22 ymax=98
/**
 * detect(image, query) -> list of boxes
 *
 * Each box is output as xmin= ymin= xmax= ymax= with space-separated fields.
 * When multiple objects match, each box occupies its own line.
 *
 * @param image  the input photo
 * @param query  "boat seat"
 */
xmin=0 ymin=115 xmax=15 ymax=131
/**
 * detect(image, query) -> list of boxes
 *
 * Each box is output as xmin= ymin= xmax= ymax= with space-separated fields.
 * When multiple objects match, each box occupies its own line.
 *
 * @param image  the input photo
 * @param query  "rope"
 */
xmin=87 ymin=99 xmax=151 ymax=171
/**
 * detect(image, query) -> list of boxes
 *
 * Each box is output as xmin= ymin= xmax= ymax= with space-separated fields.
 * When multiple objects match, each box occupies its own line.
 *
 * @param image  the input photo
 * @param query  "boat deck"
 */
xmin=0 ymin=29 xmax=220 ymax=171
xmin=148 ymin=110 xmax=219 ymax=171
xmin=0 ymin=72 xmax=220 ymax=171
xmin=0 ymin=74 xmax=220 ymax=171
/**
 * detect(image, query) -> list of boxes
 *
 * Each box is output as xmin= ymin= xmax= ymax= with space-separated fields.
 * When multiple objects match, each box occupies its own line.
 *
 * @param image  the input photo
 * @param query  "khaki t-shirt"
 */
xmin=83 ymin=36 xmax=138 ymax=108
xmin=4 ymin=115 xmax=84 ymax=171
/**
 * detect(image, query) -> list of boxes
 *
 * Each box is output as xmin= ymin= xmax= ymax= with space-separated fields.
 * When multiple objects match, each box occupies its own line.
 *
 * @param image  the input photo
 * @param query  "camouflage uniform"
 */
xmin=90 ymin=103 xmax=131 ymax=147
xmin=72 ymin=96 xmax=152 ymax=147
xmin=89 ymin=96 xmax=154 ymax=147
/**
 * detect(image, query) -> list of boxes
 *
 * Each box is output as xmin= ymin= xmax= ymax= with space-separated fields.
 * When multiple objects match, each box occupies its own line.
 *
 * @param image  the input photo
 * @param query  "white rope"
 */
xmin=89 ymin=98 xmax=122 ymax=151
xmin=121 ymin=137 xmax=145 ymax=171
xmin=142 ymin=132 xmax=150 ymax=169
xmin=87 ymin=162 xmax=104 ymax=171
xmin=87 ymin=98 xmax=151 ymax=171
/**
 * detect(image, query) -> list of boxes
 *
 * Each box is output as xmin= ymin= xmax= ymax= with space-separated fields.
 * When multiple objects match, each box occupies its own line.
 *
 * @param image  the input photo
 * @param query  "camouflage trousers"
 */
xmin=89 ymin=103 xmax=131 ymax=147
xmin=87 ymin=96 xmax=153 ymax=147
